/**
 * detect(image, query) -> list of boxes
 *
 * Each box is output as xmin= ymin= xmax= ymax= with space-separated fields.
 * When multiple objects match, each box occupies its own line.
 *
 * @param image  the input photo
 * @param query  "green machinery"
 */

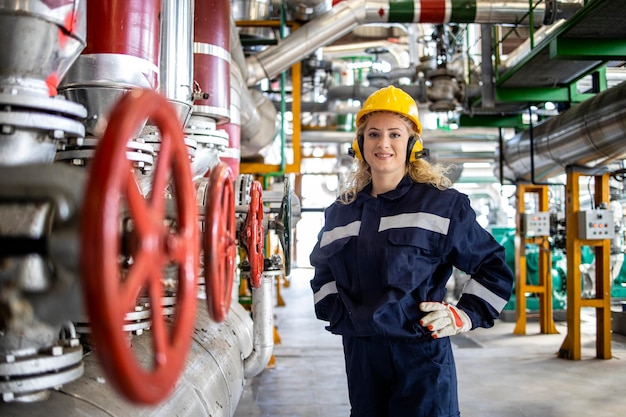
xmin=492 ymin=227 xmax=626 ymax=314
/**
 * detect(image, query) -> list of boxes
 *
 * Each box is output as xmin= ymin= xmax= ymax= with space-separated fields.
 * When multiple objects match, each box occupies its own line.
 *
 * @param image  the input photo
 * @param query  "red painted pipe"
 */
xmin=221 ymin=123 xmax=241 ymax=178
xmin=84 ymin=0 xmax=161 ymax=89
xmin=421 ymin=0 xmax=446 ymax=23
xmin=193 ymin=0 xmax=231 ymax=124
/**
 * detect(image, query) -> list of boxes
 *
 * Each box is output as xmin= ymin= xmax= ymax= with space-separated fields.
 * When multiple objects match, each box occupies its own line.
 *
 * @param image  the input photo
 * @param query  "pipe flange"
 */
xmin=56 ymin=137 xmax=156 ymax=170
xmin=0 ymin=344 xmax=83 ymax=403
xmin=184 ymin=127 xmax=229 ymax=149
xmin=0 ymin=93 xmax=87 ymax=119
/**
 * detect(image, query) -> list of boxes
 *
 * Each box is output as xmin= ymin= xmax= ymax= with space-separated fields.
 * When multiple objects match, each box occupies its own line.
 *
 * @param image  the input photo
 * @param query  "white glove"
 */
xmin=419 ymin=302 xmax=472 ymax=339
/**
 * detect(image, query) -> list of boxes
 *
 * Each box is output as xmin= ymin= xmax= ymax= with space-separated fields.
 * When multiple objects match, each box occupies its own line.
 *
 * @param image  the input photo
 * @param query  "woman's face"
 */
xmin=362 ymin=112 xmax=410 ymax=179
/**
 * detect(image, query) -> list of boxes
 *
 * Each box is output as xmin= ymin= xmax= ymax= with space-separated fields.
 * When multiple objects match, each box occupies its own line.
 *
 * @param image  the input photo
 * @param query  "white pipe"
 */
xmin=243 ymin=272 xmax=276 ymax=378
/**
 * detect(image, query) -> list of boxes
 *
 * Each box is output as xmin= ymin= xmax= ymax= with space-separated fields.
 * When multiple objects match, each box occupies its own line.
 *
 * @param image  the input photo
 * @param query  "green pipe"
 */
xmin=387 ymin=0 xmax=477 ymax=23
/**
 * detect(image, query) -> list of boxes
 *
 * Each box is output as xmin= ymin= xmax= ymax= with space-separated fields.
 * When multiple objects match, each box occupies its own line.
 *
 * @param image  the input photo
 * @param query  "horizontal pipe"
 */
xmin=246 ymin=0 xmax=582 ymax=85
xmin=499 ymin=80 xmax=626 ymax=181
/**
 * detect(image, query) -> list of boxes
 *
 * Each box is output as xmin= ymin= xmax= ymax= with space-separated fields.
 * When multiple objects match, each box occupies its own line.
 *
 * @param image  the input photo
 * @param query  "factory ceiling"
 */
xmin=235 ymin=0 xmax=626 ymax=184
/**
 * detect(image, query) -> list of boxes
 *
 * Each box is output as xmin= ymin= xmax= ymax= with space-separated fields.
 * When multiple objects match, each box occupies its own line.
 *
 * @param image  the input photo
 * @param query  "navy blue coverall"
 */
xmin=310 ymin=176 xmax=514 ymax=417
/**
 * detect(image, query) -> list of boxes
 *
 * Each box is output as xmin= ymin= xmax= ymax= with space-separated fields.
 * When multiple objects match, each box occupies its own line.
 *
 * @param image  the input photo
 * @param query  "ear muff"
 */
xmin=407 ymin=135 xmax=429 ymax=162
xmin=348 ymin=135 xmax=364 ymax=161
xmin=351 ymin=134 xmax=428 ymax=162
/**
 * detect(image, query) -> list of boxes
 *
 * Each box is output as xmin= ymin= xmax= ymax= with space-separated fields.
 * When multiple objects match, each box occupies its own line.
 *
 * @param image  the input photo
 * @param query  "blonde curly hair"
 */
xmin=339 ymin=111 xmax=453 ymax=204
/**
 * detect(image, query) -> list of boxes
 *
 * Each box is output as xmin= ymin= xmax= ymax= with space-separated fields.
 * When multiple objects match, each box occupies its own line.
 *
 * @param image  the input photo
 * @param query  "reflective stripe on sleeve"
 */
xmin=461 ymin=279 xmax=508 ymax=312
xmin=320 ymin=221 xmax=361 ymax=248
xmin=313 ymin=281 xmax=338 ymax=305
xmin=379 ymin=212 xmax=450 ymax=235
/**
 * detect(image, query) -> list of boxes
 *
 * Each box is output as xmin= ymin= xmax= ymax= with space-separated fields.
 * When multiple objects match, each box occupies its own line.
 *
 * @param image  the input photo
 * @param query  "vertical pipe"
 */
xmin=84 ymin=0 xmax=161 ymax=90
xmin=480 ymin=24 xmax=495 ymax=108
xmin=220 ymin=14 xmax=247 ymax=178
xmin=223 ymin=67 xmax=243 ymax=178
xmin=244 ymin=274 xmax=275 ymax=378
xmin=59 ymin=0 xmax=163 ymax=137
xmin=193 ymin=0 xmax=231 ymax=124
xmin=160 ymin=0 xmax=194 ymax=126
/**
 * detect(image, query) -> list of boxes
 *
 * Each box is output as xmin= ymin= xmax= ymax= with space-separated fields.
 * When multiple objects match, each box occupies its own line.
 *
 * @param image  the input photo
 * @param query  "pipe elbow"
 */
xmin=243 ymin=274 xmax=275 ymax=379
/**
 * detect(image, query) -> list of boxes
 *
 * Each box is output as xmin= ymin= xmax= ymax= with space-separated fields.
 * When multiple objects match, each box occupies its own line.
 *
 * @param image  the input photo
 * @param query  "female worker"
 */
xmin=309 ymin=85 xmax=514 ymax=417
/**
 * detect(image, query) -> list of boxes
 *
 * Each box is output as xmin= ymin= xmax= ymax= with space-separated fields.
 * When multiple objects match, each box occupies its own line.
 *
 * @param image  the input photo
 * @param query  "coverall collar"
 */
xmin=358 ymin=175 xmax=413 ymax=205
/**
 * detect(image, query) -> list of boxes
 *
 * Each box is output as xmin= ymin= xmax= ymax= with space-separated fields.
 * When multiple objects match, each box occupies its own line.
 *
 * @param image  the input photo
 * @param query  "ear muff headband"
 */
xmin=350 ymin=134 xmax=425 ymax=163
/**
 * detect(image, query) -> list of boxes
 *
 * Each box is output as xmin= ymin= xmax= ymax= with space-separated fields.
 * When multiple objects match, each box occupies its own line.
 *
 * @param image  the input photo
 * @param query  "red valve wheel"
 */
xmin=81 ymin=89 xmax=198 ymax=405
xmin=204 ymin=162 xmax=236 ymax=322
xmin=245 ymin=180 xmax=264 ymax=288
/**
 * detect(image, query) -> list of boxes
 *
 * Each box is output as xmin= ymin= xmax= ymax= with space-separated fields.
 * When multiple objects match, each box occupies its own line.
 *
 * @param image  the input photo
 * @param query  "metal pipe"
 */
xmin=193 ymin=0 xmax=231 ymax=124
xmin=299 ymin=127 xmax=503 ymax=143
xmin=0 ymin=1 xmax=86 ymax=96
xmin=246 ymin=0 xmax=582 ymax=86
xmin=499 ymin=80 xmax=626 ymax=181
xmin=222 ymin=63 xmax=244 ymax=177
xmin=220 ymin=13 xmax=251 ymax=177
xmin=0 ymin=304 xmax=255 ymax=416
xmin=244 ymin=273 xmax=275 ymax=379
xmin=246 ymin=0 xmax=367 ymax=85
xmin=59 ymin=0 xmax=161 ymax=137
xmin=240 ymin=89 xmax=279 ymax=158
xmin=159 ymin=0 xmax=194 ymax=126
xmin=480 ymin=24 xmax=495 ymax=108
xmin=284 ymin=0 xmax=332 ymax=21
xmin=84 ymin=0 xmax=161 ymax=90
xmin=322 ymin=39 xmax=411 ymax=68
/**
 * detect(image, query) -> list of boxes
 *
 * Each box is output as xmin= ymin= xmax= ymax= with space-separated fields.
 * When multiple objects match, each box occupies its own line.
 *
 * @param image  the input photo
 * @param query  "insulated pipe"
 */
xmin=59 ymin=0 xmax=162 ymax=136
xmin=245 ymin=0 xmax=582 ymax=86
xmin=0 ymin=2 xmax=87 ymax=165
xmin=220 ymin=14 xmax=248 ymax=177
xmin=499 ymin=80 xmax=626 ymax=182
xmin=0 ymin=1 xmax=86 ymax=96
xmin=227 ymin=11 xmax=278 ymax=161
xmin=244 ymin=273 xmax=275 ymax=378
xmin=193 ymin=0 xmax=231 ymax=124
xmin=284 ymin=0 xmax=332 ymax=21
xmin=322 ymin=40 xmax=411 ymax=69
xmin=0 ymin=304 xmax=254 ymax=416
xmin=83 ymin=0 xmax=161 ymax=90
xmin=240 ymin=89 xmax=279 ymax=158
xmin=160 ymin=0 xmax=194 ymax=126
xmin=223 ymin=63 xmax=244 ymax=177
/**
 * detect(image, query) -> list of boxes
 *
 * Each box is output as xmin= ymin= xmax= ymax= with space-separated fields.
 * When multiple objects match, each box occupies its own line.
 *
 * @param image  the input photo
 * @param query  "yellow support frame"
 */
xmin=513 ymin=183 xmax=558 ymax=335
xmin=558 ymin=168 xmax=612 ymax=360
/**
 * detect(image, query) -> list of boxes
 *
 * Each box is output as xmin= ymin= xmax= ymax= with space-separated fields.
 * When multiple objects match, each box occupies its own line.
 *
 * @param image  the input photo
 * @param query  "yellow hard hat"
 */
xmin=356 ymin=85 xmax=422 ymax=135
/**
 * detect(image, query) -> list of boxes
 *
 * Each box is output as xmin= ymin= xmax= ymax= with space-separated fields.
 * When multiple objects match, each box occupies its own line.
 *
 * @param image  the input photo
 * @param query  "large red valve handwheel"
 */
xmin=204 ymin=163 xmax=237 ymax=322
xmin=245 ymin=180 xmax=264 ymax=288
xmin=81 ymin=89 xmax=199 ymax=405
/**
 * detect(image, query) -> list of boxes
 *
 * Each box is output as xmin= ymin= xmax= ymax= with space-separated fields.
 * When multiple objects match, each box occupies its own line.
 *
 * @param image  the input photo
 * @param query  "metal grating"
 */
xmin=497 ymin=0 xmax=626 ymax=89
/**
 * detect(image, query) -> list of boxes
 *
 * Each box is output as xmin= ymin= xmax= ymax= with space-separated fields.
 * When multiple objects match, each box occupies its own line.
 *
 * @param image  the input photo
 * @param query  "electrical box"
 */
xmin=577 ymin=210 xmax=615 ymax=240
xmin=523 ymin=212 xmax=551 ymax=237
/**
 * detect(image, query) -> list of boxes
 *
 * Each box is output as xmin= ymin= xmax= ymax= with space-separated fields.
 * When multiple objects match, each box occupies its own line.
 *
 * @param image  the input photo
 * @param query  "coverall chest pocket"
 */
xmin=321 ymin=237 xmax=359 ymax=292
xmin=386 ymin=229 xmax=442 ymax=287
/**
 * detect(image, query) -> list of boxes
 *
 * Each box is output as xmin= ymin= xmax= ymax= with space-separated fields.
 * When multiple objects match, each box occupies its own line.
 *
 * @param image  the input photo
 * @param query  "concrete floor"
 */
xmin=234 ymin=267 xmax=626 ymax=417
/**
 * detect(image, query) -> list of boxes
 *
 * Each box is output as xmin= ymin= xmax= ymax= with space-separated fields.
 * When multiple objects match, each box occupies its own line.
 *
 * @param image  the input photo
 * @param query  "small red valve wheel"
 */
xmin=245 ymin=180 xmax=264 ymax=288
xmin=204 ymin=162 xmax=237 ymax=322
xmin=81 ymin=89 xmax=198 ymax=405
